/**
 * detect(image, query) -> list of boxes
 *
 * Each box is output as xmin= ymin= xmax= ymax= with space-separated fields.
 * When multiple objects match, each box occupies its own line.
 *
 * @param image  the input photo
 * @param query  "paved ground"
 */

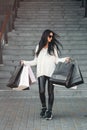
xmin=0 ymin=88 xmax=87 ymax=130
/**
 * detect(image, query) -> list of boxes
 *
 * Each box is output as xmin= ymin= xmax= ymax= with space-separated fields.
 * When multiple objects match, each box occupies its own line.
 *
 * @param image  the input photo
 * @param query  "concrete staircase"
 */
xmin=0 ymin=0 xmax=87 ymax=97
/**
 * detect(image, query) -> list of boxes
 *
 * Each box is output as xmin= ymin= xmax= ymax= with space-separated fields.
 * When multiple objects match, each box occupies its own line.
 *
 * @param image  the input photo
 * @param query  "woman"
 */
xmin=21 ymin=29 xmax=70 ymax=120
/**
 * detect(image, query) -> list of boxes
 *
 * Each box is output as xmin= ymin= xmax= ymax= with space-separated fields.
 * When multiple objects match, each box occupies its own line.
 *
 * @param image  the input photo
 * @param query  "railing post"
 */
xmin=11 ymin=14 xmax=15 ymax=30
xmin=4 ymin=27 xmax=8 ymax=44
xmin=85 ymin=0 xmax=87 ymax=17
xmin=81 ymin=0 xmax=85 ymax=7
xmin=13 ymin=0 xmax=18 ymax=18
xmin=0 ymin=39 xmax=3 ymax=64
xmin=17 ymin=0 xmax=20 ymax=8
xmin=8 ymin=16 xmax=12 ymax=31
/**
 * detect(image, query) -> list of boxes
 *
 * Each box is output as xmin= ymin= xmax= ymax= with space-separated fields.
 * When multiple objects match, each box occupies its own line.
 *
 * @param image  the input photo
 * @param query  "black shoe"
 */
xmin=40 ymin=107 xmax=47 ymax=118
xmin=45 ymin=110 xmax=53 ymax=120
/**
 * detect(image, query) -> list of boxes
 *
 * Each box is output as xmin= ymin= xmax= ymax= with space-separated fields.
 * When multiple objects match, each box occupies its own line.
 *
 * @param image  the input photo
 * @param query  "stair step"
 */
xmin=8 ymin=35 xmax=87 ymax=41
xmin=0 ymin=79 xmax=9 ymax=84
xmin=15 ymin=18 xmax=81 ymax=23
xmin=0 ymin=66 xmax=14 ymax=71
xmin=0 ymin=0 xmax=87 ymax=96
xmin=15 ymin=24 xmax=80 ymax=28
xmin=8 ymin=30 xmax=87 ymax=35
xmin=3 ymin=49 xmax=34 ymax=56
xmin=3 ymin=55 xmax=34 ymax=61
xmin=14 ymin=21 xmax=83 ymax=25
xmin=8 ymin=31 xmax=87 ymax=37
xmin=4 ymin=45 xmax=35 ymax=50
xmin=15 ymin=28 xmax=87 ymax=32
xmin=0 ymin=71 xmax=10 ymax=78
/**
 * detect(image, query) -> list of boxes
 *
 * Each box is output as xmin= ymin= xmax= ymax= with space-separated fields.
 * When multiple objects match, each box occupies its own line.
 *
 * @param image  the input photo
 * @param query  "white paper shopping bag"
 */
xmin=18 ymin=65 xmax=29 ymax=88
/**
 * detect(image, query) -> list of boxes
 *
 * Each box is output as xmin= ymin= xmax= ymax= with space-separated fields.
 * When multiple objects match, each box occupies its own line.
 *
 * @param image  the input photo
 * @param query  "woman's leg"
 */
xmin=38 ymin=76 xmax=47 ymax=117
xmin=38 ymin=76 xmax=47 ymax=108
xmin=44 ymin=79 xmax=54 ymax=120
xmin=48 ymin=80 xmax=54 ymax=112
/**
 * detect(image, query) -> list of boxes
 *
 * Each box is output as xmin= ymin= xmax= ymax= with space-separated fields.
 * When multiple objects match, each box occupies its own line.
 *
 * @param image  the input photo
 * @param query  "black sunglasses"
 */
xmin=48 ymin=35 xmax=53 ymax=38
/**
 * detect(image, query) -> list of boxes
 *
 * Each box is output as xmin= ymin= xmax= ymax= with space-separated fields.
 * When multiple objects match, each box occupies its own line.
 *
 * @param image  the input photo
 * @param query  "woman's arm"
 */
xmin=21 ymin=45 xmax=38 ymax=66
xmin=22 ymin=56 xmax=37 ymax=66
xmin=54 ymin=48 xmax=71 ymax=64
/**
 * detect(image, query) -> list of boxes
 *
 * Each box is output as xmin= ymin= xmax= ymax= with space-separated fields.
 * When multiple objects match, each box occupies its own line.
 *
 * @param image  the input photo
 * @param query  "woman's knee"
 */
xmin=48 ymin=82 xmax=54 ymax=94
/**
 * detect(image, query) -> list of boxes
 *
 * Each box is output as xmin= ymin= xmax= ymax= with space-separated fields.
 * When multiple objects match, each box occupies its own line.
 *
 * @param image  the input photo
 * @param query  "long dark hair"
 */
xmin=36 ymin=29 xmax=62 ymax=56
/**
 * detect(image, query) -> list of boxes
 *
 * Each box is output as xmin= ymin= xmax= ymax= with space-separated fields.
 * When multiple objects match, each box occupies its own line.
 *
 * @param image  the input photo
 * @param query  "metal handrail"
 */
xmin=0 ymin=0 xmax=20 ymax=64
xmin=0 ymin=10 xmax=11 ymax=64
xmin=0 ymin=11 xmax=11 ymax=42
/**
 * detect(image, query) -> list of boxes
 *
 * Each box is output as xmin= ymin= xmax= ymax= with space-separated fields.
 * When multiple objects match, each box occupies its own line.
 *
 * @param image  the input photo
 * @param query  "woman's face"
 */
xmin=47 ymin=32 xmax=53 ymax=43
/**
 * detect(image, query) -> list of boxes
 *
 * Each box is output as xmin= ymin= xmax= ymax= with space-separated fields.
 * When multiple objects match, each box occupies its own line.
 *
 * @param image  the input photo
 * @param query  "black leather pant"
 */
xmin=38 ymin=76 xmax=54 ymax=111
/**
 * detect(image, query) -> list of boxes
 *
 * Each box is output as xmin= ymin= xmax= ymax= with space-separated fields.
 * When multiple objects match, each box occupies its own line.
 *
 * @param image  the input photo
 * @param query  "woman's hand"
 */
xmin=20 ymin=60 xmax=25 ymax=65
xmin=65 ymin=57 xmax=71 ymax=63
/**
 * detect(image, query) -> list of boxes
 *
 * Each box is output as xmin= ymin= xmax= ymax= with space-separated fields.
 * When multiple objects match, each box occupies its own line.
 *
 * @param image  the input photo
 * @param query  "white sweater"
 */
xmin=24 ymin=46 xmax=66 ymax=78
